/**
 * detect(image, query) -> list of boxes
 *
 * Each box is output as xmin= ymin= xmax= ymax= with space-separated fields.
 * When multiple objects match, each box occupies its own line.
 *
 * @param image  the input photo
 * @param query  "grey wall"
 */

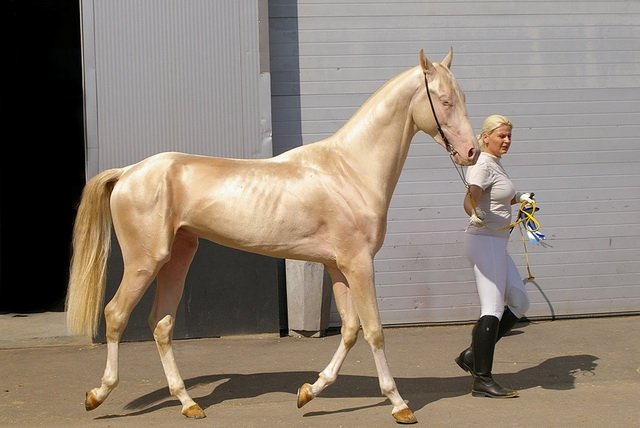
xmin=268 ymin=1 xmax=640 ymax=325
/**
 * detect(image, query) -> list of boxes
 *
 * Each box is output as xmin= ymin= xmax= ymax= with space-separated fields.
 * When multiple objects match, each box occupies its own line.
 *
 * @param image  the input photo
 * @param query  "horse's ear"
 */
xmin=441 ymin=47 xmax=453 ymax=69
xmin=419 ymin=49 xmax=436 ymax=75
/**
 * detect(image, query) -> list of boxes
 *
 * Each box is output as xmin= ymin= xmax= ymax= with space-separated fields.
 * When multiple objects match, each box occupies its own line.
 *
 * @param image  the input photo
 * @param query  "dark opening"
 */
xmin=0 ymin=0 xmax=85 ymax=312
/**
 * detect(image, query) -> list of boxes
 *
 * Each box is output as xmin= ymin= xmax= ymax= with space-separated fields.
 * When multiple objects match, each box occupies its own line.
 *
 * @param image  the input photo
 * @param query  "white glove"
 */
xmin=469 ymin=207 xmax=485 ymax=227
xmin=516 ymin=192 xmax=535 ymax=204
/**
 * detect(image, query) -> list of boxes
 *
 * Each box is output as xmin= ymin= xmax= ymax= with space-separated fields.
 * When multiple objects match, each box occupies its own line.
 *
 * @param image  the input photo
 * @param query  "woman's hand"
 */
xmin=470 ymin=207 xmax=486 ymax=227
xmin=518 ymin=192 xmax=535 ymax=204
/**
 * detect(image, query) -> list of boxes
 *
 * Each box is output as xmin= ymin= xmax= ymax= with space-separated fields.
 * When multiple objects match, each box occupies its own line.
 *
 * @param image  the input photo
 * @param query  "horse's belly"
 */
xmin=183 ymin=205 xmax=334 ymax=262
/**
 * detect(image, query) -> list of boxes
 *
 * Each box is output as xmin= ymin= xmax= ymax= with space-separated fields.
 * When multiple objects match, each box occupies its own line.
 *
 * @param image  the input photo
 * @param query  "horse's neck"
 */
xmin=331 ymin=66 xmax=421 ymax=205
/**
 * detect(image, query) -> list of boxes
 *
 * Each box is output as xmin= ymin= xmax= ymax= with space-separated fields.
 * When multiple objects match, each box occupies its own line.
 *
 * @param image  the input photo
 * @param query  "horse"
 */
xmin=65 ymin=48 xmax=479 ymax=424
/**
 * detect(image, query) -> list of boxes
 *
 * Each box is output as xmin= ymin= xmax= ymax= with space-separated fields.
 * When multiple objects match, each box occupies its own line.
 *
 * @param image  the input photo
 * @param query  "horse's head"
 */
xmin=413 ymin=49 xmax=479 ymax=166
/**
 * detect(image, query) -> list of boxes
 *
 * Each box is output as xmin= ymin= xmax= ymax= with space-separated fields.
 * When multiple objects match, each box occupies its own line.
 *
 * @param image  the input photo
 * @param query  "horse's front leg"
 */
xmin=297 ymin=267 xmax=360 ymax=408
xmin=347 ymin=255 xmax=417 ymax=424
xmin=149 ymin=231 xmax=205 ymax=419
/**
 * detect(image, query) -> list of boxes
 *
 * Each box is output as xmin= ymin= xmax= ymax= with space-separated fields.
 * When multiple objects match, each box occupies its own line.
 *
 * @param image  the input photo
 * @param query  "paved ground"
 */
xmin=1 ymin=311 xmax=639 ymax=427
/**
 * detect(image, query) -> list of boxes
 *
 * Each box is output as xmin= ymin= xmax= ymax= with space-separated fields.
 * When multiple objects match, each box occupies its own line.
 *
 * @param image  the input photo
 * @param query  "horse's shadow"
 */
xmin=96 ymin=352 xmax=598 ymax=419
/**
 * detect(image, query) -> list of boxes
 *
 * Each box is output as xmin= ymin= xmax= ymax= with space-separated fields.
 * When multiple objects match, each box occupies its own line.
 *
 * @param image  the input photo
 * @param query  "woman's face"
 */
xmin=483 ymin=124 xmax=512 ymax=157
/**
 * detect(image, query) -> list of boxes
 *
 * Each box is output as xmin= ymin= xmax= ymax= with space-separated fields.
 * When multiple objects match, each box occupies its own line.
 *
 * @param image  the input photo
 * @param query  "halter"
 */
xmin=422 ymin=71 xmax=469 ymax=189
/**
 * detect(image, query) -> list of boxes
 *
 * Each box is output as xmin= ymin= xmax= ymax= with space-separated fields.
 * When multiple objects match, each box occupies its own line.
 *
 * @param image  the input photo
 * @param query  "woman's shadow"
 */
xmin=395 ymin=353 xmax=598 ymax=415
xmin=96 ymin=326 xmax=598 ymax=420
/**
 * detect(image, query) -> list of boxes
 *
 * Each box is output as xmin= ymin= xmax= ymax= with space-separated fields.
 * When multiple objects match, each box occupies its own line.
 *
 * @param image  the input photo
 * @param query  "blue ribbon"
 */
xmin=518 ymin=205 xmax=546 ymax=245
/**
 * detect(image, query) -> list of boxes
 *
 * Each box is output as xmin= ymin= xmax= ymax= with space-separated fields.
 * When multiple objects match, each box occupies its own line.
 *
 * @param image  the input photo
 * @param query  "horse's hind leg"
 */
xmin=297 ymin=266 xmax=360 ymax=407
xmin=148 ymin=230 xmax=205 ymax=419
xmin=85 ymin=263 xmax=158 ymax=411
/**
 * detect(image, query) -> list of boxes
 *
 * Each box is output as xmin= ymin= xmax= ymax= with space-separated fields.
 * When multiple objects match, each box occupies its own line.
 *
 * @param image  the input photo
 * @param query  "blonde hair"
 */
xmin=477 ymin=114 xmax=513 ymax=149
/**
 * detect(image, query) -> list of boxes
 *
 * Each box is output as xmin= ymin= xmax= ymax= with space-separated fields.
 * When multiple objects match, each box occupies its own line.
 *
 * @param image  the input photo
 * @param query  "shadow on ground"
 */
xmin=94 ymin=353 xmax=598 ymax=420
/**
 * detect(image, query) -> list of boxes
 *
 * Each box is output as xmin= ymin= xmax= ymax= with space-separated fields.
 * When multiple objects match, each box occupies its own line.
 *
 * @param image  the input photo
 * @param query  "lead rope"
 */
xmin=512 ymin=199 xmax=543 ymax=280
xmin=464 ymin=167 xmax=544 ymax=280
xmin=518 ymin=223 xmax=536 ymax=280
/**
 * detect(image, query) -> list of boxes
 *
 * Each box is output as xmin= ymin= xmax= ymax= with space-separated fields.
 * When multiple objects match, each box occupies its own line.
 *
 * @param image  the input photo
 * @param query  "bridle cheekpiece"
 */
xmin=422 ymin=71 xmax=457 ymax=158
xmin=423 ymin=70 xmax=469 ymax=188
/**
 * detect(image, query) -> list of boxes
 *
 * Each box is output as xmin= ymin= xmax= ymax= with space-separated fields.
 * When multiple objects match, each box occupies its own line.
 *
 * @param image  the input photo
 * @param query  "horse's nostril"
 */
xmin=468 ymin=148 xmax=476 ymax=159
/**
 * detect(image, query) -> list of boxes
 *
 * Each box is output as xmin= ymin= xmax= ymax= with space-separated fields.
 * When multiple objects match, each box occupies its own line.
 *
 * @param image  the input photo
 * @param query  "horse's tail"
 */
xmin=65 ymin=168 xmax=124 ymax=338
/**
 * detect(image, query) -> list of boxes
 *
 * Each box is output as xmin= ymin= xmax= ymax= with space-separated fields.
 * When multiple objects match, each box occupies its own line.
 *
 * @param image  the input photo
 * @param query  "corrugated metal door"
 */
xmin=83 ymin=0 xmax=272 ymax=176
xmin=82 ymin=0 xmax=284 ymax=339
xmin=269 ymin=0 xmax=640 ymax=325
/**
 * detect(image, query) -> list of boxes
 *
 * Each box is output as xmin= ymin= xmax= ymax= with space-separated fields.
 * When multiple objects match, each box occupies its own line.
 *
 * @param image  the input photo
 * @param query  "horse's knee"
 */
xmin=362 ymin=326 xmax=385 ymax=349
xmin=341 ymin=325 xmax=359 ymax=348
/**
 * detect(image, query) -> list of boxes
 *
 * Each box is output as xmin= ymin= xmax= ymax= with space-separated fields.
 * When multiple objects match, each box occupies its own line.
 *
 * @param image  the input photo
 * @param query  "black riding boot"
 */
xmin=455 ymin=307 xmax=520 ymax=374
xmin=471 ymin=315 xmax=519 ymax=398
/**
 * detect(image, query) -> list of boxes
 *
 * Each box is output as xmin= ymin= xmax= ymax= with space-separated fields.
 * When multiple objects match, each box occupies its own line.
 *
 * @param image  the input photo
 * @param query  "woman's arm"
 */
xmin=464 ymin=185 xmax=484 ymax=216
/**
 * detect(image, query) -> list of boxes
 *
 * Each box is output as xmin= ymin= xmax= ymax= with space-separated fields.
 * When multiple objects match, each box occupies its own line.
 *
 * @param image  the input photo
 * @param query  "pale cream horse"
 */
xmin=66 ymin=49 xmax=478 ymax=424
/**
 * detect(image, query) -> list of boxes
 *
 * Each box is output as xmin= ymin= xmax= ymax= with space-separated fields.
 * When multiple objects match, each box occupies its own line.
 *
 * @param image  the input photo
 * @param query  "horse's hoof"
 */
xmin=84 ymin=391 xmax=102 ymax=411
xmin=297 ymin=383 xmax=314 ymax=408
xmin=182 ymin=404 xmax=206 ymax=419
xmin=392 ymin=407 xmax=417 ymax=424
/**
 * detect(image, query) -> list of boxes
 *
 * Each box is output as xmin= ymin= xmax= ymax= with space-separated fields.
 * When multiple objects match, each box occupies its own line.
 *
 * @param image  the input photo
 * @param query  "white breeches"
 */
xmin=464 ymin=233 xmax=530 ymax=319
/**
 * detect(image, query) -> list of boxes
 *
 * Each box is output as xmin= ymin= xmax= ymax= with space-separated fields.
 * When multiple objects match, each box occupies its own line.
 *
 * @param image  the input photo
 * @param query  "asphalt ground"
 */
xmin=1 ymin=312 xmax=639 ymax=427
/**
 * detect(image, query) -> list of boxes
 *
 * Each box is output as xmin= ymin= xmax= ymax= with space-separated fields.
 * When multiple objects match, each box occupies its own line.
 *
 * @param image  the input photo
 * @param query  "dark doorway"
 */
xmin=1 ymin=1 xmax=85 ymax=312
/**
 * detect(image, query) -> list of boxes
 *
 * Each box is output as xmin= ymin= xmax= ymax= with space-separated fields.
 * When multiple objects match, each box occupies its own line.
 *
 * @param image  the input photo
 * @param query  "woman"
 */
xmin=455 ymin=114 xmax=533 ymax=398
